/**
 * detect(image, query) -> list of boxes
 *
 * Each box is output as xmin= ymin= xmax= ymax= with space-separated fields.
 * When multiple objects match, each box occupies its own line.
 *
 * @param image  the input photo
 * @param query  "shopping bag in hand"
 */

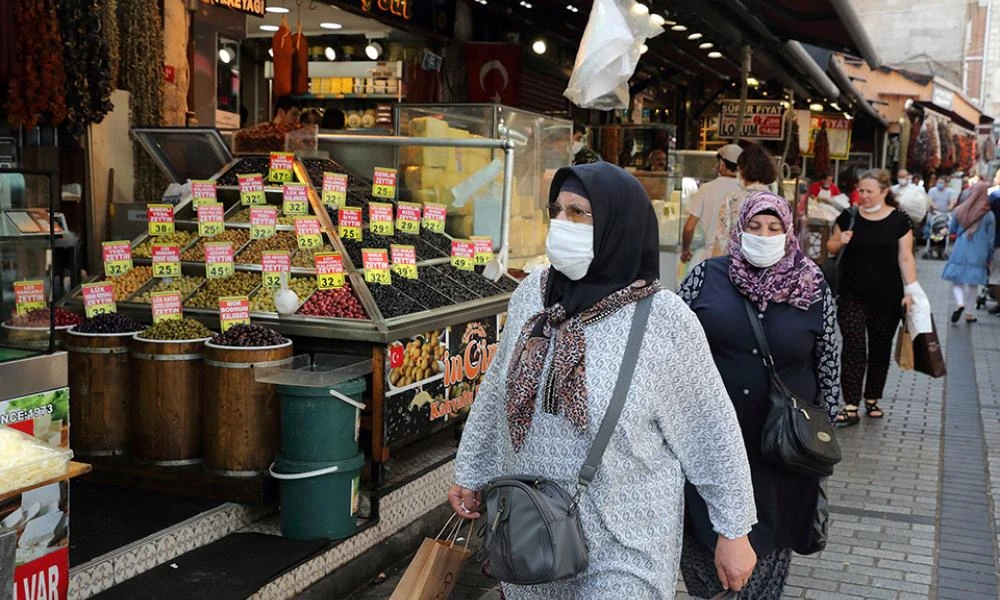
xmin=895 ymin=325 xmax=914 ymax=371
xmin=390 ymin=515 xmax=474 ymax=600
xmin=912 ymin=316 xmax=946 ymax=378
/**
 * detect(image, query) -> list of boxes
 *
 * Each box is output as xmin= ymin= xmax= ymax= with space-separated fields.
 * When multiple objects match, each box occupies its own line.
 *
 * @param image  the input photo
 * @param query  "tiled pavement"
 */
xmin=347 ymin=258 xmax=1000 ymax=600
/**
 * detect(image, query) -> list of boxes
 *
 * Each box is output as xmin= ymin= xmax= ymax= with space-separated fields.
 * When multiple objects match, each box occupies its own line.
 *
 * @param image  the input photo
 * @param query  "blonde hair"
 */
xmin=859 ymin=169 xmax=898 ymax=207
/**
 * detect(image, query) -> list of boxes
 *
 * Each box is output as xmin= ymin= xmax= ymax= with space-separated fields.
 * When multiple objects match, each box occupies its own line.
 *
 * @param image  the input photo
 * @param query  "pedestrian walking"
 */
xmin=448 ymin=162 xmax=758 ymax=599
xmin=681 ymin=144 xmax=744 ymax=265
xmin=986 ymin=178 xmax=1000 ymax=314
xmin=942 ymin=182 xmax=995 ymax=323
xmin=678 ymin=191 xmax=839 ymax=600
xmin=827 ymin=169 xmax=920 ymax=425
xmin=713 ymin=144 xmax=779 ymax=258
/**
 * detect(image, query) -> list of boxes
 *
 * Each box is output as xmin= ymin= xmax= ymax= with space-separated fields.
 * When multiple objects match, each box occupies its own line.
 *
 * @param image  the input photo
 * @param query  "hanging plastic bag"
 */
xmin=563 ymin=0 xmax=664 ymax=110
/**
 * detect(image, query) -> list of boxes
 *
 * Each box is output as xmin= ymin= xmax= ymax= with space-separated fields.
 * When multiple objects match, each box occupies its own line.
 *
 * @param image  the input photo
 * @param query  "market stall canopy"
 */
xmin=822 ymin=52 xmax=889 ymax=128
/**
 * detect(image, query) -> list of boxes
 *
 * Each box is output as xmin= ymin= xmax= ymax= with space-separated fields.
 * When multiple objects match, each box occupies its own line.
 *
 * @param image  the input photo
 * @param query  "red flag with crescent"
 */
xmin=465 ymin=42 xmax=521 ymax=106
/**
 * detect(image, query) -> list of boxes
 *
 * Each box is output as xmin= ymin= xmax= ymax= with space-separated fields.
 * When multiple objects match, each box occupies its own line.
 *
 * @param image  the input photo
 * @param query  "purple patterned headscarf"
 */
xmin=728 ymin=191 xmax=824 ymax=311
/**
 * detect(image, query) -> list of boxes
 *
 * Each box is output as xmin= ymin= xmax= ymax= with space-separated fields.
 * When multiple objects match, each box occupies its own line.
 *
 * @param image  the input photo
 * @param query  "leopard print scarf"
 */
xmin=505 ymin=277 xmax=661 ymax=451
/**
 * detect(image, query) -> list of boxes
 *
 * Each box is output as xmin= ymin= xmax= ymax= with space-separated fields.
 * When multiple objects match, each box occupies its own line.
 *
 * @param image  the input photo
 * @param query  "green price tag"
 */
xmin=262 ymin=272 xmax=282 ymax=288
xmin=206 ymin=263 xmax=235 ymax=279
xmin=199 ymin=222 xmax=224 ymax=237
xmin=155 ymin=262 xmax=182 ymax=278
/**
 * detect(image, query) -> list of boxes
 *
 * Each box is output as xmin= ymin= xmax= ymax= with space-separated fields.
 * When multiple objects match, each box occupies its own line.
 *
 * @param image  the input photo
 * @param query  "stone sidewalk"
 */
xmin=346 ymin=258 xmax=1000 ymax=600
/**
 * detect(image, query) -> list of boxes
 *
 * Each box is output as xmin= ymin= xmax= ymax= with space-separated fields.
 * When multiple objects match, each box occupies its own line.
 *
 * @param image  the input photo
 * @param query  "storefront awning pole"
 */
xmin=829 ymin=0 xmax=882 ymax=69
xmin=500 ymin=146 xmax=515 ymax=271
xmin=733 ymin=45 xmax=753 ymax=144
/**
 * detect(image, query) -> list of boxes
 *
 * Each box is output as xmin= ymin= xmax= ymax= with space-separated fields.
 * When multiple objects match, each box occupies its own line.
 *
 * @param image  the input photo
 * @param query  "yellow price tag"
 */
xmin=317 ymin=272 xmax=345 ymax=290
xmin=104 ymin=261 xmax=130 ymax=277
xmin=149 ymin=221 xmax=175 ymax=236
xmin=392 ymin=264 xmax=418 ymax=279
xmin=269 ymin=168 xmax=293 ymax=183
xmin=154 ymin=262 xmax=182 ymax=278
xmin=206 ymin=263 xmax=235 ymax=279
xmin=339 ymin=226 xmax=361 ymax=241
xmin=396 ymin=218 xmax=419 ymax=234
xmin=297 ymin=234 xmax=323 ymax=249
xmin=365 ymin=268 xmax=392 ymax=285
xmin=370 ymin=220 xmax=394 ymax=236
xmin=283 ymin=200 xmax=308 ymax=216
xmin=199 ymin=221 xmax=224 ymax=237
xmin=262 ymin=272 xmax=282 ymax=288
xmin=251 ymin=223 xmax=275 ymax=239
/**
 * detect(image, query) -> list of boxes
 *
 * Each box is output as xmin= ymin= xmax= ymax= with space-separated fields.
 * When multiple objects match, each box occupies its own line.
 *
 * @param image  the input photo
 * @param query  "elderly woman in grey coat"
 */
xmin=447 ymin=162 xmax=758 ymax=599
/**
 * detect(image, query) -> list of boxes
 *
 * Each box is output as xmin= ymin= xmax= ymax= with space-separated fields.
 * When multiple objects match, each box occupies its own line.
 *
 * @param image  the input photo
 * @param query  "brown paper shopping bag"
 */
xmin=895 ymin=325 xmax=914 ymax=371
xmin=390 ymin=515 xmax=474 ymax=600
xmin=913 ymin=317 xmax=946 ymax=378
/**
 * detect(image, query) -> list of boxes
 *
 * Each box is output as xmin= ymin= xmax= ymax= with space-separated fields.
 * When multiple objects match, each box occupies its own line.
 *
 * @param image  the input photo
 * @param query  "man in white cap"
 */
xmin=681 ymin=144 xmax=743 ymax=265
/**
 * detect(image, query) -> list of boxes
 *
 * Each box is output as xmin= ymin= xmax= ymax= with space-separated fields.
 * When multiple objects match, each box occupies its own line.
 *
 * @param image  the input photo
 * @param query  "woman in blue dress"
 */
xmin=943 ymin=182 xmax=995 ymax=323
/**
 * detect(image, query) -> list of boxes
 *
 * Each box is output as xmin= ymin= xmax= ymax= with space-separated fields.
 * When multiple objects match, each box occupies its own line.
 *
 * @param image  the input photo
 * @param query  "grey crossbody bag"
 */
xmin=481 ymin=295 xmax=653 ymax=585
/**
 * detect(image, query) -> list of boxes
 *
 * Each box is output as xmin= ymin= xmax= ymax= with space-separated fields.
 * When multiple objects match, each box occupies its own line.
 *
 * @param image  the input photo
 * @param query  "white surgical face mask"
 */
xmin=740 ymin=232 xmax=787 ymax=268
xmin=898 ymin=178 xmax=909 ymax=187
xmin=546 ymin=219 xmax=594 ymax=280
xmin=570 ymin=141 xmax=584 ymax=155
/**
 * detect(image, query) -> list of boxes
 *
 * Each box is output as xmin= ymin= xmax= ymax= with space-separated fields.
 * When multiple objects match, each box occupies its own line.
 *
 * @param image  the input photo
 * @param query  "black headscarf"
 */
xmin=544 ymin=162 xmax=660 ymax=317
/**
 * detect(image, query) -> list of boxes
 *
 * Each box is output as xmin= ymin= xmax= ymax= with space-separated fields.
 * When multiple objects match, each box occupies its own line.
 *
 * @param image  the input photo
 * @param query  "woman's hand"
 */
xmin=715 ymin=535 xmax=756 ymax=591
xmin=839 ymin=230 xmax=854 ymax=245
xmin=902 ymin=294 xmax=914 ymax=314
xmin=448 ymin=484 xmax=481 ymax=520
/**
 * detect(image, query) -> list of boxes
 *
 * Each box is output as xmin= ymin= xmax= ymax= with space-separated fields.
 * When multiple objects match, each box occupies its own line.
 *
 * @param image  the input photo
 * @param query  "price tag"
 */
xmin=151 ymin=291 xmax=183 ymax=323
xmin=369 ymin=202 xmax=395 ymax=236
xmin=102 ymin=241 xmax=133 ymax=277
xmin=396 ymin=202 xmax=422 ymax=235
xmin=322 ymin=172 xmax=348 ymax=207
xmin=13 ymin=280 xmax=46 ymax=314
xmin=261 ymin=251 xmax=291 ymax=288
xmin=315 ymin=252 xmax=345 ymax=289
xmin=197 ymin=202 xmax=226 ymax=237
xmin=218 ymin=296 xmax=251 ymax=332
xmin=372 ymin=167 xmax=397 ymax=199
xmin=422 ymin=203 xmax=447 ymax=233
xmin=152 ymin=244 xmax=182 ymax=278
xmin=148 ymin=204 xmax=175 ymax=236
xmin=472 ymin=236 xmax=494 ymax=265
xmin=451 ymin=239 xmax=475 ymax=271
xmin=391 ymin=244 xmax=418 ymax=279
xmin=81 ymin=282 xmax=117 ymax=318
xmin=239 ymin=174 xmax=266 ymax=206
xmin=363 ymin=249 xmax=392 ymax=285
xmin=294 ymin=217 xmax=323 ymax=249
xmin=204 ymin=242 xmax=235 ymax=279
xmin=250 ymin=206 xmax=277 ymax=239
xmin=268 ymin=152 xmax=296 ymax=183
xmin=191 ymin=180 xmax=217 ymax=207
xmin=338 ymin=207 xmax=363 ymax=241
xmin=282 ymin=183 xmax=310 ymax=216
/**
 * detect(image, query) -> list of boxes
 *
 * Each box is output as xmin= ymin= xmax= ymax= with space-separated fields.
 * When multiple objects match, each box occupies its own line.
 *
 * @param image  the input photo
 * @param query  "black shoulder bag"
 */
xmin=743 ymin=300 xmax=841 ymax=478
xmin=481 ymin=295 xmax=653 ymax=585
xmin=821 ymin=207 xmax=857 ymax=296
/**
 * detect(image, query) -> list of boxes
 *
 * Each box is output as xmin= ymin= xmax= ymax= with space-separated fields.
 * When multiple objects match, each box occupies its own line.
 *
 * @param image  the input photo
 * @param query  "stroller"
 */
xmin=922 ymin=212 xmax=951 ymax=259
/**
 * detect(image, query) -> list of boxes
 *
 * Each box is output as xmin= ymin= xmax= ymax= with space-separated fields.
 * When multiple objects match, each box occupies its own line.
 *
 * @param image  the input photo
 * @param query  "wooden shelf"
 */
xmin=0 ymin=461 xmax=91 ymax=502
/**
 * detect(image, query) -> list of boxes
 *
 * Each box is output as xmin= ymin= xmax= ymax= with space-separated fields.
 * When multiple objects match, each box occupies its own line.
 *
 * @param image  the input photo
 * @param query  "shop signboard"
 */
xmin=718 ymin=100 xmax=784 ymax=140
xmin=803 ymin=114 xmax=853 ymax=161
xmin=383 ymin=316 xmax=503 ymax=446
xmin=202 ymin=0 xmax=265 ymax=18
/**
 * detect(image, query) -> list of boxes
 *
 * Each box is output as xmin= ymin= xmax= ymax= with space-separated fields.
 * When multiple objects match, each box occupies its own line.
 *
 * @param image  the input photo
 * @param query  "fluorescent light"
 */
xmin=640 ymin=44 xmax=649 ymax=54
xmin=809 ymin=102 xmax=824 ymax=111
xmin=532 ymin=39 xmax=547 ymax=54
xmin=671 ymin=24 xmax=687 ymax=31
xmin=365 ymin=41 xmax=383 ymax=60
xmin=663 ymin=19 xmax=676 ymax=25
xmin=265 ymin=6 xmax=289 ymax=13
xmin=324 ymin=47 xmax=336 ymax=61
xmin=687 ymin=32 xmax=703 ymax=40
xmin=319 ymin=22 xmax=343 ymax=30
xmin=699 ymin=42 xmax=713 ymax=49
xmin=218 ymin=48 xmax=232 ymax=64
xmin=259 ymin=25 xmax=279 ymax=32
xmin=475 ymin=0 xmax=487 ymax=4
xmin=707 ymin=51 xmax=723 ymax=59
xmin=830 ymin=102 xmax=842 ymax=111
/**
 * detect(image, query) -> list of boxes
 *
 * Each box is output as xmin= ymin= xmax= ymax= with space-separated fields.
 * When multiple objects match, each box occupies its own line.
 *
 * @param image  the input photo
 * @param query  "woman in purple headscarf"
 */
xmin=678 ymin=191 xmax=841 ymax=599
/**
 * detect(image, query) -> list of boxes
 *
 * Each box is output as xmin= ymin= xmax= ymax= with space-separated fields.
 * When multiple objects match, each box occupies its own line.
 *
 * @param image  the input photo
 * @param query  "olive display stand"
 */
xmin=66 ymin=330 xmax=136 ymax=457
xmin=130 ymin=336 xmax=212 ymax=465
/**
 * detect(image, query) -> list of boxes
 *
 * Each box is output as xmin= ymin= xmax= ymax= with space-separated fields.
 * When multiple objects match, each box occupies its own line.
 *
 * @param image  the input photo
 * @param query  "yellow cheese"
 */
xmin=448 ymin=127 xmax=471 ymax=139
xmin=403 ymin=166 xmax=446 ymax=189
xmin=409 ymin=117 xmax=449 ymax=138
xmin=444 ymin=170 xmax=464 ymax=188
xmin=411 ymin=189 xmax=438 ymax=204
xmin=400 ymin=146 xmax=449 ymax=167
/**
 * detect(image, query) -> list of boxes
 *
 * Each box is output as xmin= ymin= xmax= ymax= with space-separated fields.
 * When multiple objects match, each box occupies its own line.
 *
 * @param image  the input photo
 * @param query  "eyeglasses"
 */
xmin=547 ymin=201 xmax=593 ymax=222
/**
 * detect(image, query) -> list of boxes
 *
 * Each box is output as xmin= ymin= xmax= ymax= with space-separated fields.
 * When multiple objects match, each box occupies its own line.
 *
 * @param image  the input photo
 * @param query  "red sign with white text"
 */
xmin=14 ymin=535 xmax=68 ymax=600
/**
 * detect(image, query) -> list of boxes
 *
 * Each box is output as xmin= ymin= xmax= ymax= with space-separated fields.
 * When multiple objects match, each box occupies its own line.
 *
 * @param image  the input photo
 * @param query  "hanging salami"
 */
xmin=272 ymin=15 xmax=293 ymax=98
xmin=813 ymin=121 xmax=831 ymax=178
xmin=292 ymin=25 xmax=309 ymax=96
xmin=59 ymin=0 xmax=115 ymax=137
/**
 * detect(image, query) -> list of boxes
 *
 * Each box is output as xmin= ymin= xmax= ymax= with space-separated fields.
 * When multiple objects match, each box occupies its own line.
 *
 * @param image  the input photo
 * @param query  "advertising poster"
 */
xmin=801 ymin=113 xmax=853 ymax=160
xmin=718 ymin=100 xmax=784 ymax=140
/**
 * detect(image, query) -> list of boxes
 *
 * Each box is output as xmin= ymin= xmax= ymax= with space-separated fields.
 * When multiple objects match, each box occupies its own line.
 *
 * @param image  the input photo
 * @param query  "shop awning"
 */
xmin=746 ymin=0 xmax=880 ymax=68
xmin=825 ymin=54 xmax=889 ymax=128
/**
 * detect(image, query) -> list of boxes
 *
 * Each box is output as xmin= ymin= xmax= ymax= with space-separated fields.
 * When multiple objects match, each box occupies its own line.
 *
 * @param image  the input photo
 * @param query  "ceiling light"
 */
xmin=265 ymin=5 xmax=289 ymax=13
xmin=259 ymin=25 xmax=279 ymax=32
xmin=566 ymin=4 xmax=579 ymax=12
xmin=320 ymin=22 xmax=343 ymax=30
xmin=365 ymin=41 xmax=383 ymax=60
xmin=687 ymin=32 xmax=703 ymax=40
xmin=218 ymin=48 xmax=232 ymax=64
xmin=830 ymin=102 xmax=842 ymax=111
xmin=699 ymin=42 xmax=713 ymax=49
xmin=631 ymin=2 xmax=649 ymax=15
xmin=324 ymin=47 xmax=337 ymax=61
xmin=640 ymin=44 xmax=649 ymax=54
xmin=520 ymin=0 xmax=533 ymax=7
xmin=781 ymin=100 xmax=791 ymax=109
xmin=532 ymin=39 xmax=547 ymax=54
xmin=747 ymin=76 xmax=759 ymax=87
xmin=663 ymin=19 xmax=676 ymax=25
xmin=809 ymin=102 xmax=824 ymax=111
xmin=650 ymin=14 xmax=664 ymax=26
xmin=844 ymin=112 xmax=854 ymax=120
xmin=762 ymin=91 xmax=768 ymax=96
xmin=671 ymin=24 xmax=687 ymax=31
xmin=475 ymin=0 xmax=487 ymax=4
xmin=708 ymin=51 xmax=722 ymax=59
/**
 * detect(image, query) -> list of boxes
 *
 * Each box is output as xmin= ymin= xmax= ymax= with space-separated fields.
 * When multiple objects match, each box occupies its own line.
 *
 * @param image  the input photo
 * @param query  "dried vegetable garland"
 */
xmin=938 ymin=121 xmax=954 ymax=171
xmin=813 ymin=122 xmax=830 ymax=178
xmin=5 ymin=0 xmax=68 ymax=129
xmin=59 ymin=0 xmax=115 ymax=137
xmin=926 ymin=119 xmax=941 ymax=171
xmin=121 ymin=0 xmax=166 ymax=201
xmin=102 ymin=0 xmax=120 ymax=89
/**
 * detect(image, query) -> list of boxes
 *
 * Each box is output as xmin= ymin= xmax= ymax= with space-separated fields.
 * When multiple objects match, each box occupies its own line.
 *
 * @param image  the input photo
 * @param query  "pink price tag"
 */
xmin=102 ymin=241 xmax=131 ymax=264
xmin=261 ymin=251 xmax=291 ymax=273
xmin=270 ymin=152 xmax=295 ymax=171
xmin=369 ymin=203 xmax=393 ymax=222
xmin=391 ymin=244 xmax=416 ymax=266
xmin=148 ymin=205 xmax=174 ymax=224
xmin=151 ymin=291 xmax=182 ymax=323
xmin=339 ymin=207 xmax=363 ymax=228
xmin=82 ymin=283 xmax=115 ymax=308
xmin=294 ymin=217 xmax=322 ymax=237
xmin=198 ymin=203 xmax=225 ymax=222
xmin=250 ymin=206 xmax=277 ymax=227
xmin=152 ymin=244 xmax=181 ymax=263
xmin=204 ymin=242 xmax=234 ymax=264
xmin=315 ymin=253 xmax=344 ymax=274
xmin=373 ymin=168 xmax=397 ymax=187
xmin=397 ymin=203 xmax=422 ymax=222
xmin=362 ymin=249 xmax=390 ymax=271
xmin=192 ymin=181 xmax=217 ymax=204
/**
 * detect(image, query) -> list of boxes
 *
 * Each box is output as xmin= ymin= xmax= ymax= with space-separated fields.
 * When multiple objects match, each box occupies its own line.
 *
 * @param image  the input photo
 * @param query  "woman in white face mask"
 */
xmin=678 ymin=191 xmax=840 ymax=600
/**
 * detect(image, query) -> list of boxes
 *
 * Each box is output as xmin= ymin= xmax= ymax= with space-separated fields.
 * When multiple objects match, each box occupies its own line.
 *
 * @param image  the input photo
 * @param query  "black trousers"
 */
xmin=837 ymin=296 xmax=900 ymax=405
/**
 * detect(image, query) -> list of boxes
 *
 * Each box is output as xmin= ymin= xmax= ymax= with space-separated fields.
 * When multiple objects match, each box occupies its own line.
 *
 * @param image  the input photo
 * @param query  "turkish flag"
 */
xmin=465 ymin=43 xmax=521 ymax=106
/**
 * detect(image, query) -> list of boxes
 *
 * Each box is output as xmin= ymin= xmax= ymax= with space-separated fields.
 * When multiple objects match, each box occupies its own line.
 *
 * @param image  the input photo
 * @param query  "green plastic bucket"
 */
xmin=277 ymin=377 xmax=366 ymax=462
xmin=270 ymin=452 xmax=364 ymax=541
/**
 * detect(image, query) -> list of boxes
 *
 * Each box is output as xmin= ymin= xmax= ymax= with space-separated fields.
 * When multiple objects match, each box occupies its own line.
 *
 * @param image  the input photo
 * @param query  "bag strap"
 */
xmin=575 ymin=294 xmax=654 ymax=494
xmin=742 ymin=299 xmax=795 ymax=399
xmin=834 ymin=207 xmax=858 ymax=268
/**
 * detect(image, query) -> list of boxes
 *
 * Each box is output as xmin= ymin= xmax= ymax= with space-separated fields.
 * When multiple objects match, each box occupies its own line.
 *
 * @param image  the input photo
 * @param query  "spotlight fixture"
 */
xmin=566 ymin=4 xmax=579 ymax=12
xmin=809 ymin=102 xmax=824 ymax=111
xmin=670 ymin=24 xmax=687 ymax=31
xmin=687 ymin=32 xmax=702 ymax=40
xmin=640 ymin=44 xmax=649 ymax=54
xmin=830 ymin=102 xmax=842 ymax=111
xmin=265 ymin=5 xmax=289 ymax=13
xmin=650 ymin=14 xmax=664 ymax=26
xmin=746 ymin=76 xmax=759 ymax=87
xmin=320 ymin=22 xmax=343 ymax=30
xmin=631 ymin=2 xmax=648 ymax=15
xmin=324 ymin=47 xmax=337 ymax=61
xmin=268 ymin=48 xmax=274 ymax=57
xmin=532 ymin=39 xmax=547 ymax=54
xmin=520 ymin=0 xmax=533 ymax=7
xmin=707 ymin=51 xmax=723 ymax=59
xmin=698 ymin=42 xmax=713 ymax=49
xmin=365 ymin=41 xmax=383 ymax=60
xmin=218 ymin=48 xmax=232 ymax=64
xmin=475 ymin=0 xmax=487 ymax=4
xmin=259 ymin=24 xmax=279 ymax=32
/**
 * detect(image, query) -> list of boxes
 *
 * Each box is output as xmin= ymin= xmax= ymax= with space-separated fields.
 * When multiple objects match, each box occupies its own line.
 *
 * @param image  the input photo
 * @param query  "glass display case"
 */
xmin=590 ymin=123 xmax=676 ymax=169
xmin=395 ymin=104 xmax=572 ymax=270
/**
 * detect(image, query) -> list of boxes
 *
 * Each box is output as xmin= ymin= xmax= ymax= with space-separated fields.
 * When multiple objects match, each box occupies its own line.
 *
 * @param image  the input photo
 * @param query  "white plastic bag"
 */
xmin=563 ymin=0 xmax=664 ymax=110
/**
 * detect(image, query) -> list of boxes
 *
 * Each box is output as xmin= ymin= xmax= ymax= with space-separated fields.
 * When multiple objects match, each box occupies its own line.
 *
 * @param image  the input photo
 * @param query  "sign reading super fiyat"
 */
xmin=202 ymin=0 xmax=264 ymax=18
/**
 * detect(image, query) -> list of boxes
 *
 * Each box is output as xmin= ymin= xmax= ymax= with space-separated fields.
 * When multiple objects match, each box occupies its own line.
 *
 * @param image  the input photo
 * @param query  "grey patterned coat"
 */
xmin=454 ymin=271 xmax=757 ymax=599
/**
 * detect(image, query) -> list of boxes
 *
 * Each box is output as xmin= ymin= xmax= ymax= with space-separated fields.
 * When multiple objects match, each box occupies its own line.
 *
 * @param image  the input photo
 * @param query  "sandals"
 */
xmin=835 ymin=405 xmax=860 ymax=427
xmin=865 ymin=399 xmax=884 ymax=419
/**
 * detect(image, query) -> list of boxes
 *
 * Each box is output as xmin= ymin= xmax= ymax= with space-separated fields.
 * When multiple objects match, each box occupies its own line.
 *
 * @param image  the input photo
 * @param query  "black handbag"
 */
xmin=743 ymin=300 xmax=842 ymax=478
xmin=821 ymin=207 xmax=857 ymax=296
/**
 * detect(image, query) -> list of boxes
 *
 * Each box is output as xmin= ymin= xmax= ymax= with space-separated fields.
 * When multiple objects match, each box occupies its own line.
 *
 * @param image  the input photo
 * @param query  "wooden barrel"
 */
xmin=130 ymin=336 xmax=211 ymax=466
xmin=1 ymin=324 xmax=73 ymax=351
xmin=202 ymin=340 xmax=293 ymax=475
xmin=66 ymin=329 xmax=135 ymax=456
